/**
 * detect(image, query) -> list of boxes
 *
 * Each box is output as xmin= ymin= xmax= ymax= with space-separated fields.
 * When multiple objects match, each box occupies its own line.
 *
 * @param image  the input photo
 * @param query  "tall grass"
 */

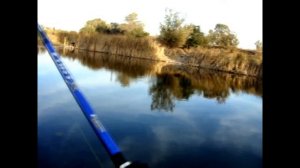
xmin=164 ymin=46 xmax=262 ymax=78
xmin=43 ymin=28 xmax=72 ymax=46
xmin=76 ymin=34 xmax=167 ymax=61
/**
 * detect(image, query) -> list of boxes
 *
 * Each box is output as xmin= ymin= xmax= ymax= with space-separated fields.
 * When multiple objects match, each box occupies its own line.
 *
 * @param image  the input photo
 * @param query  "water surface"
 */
xmin=38 ymin=47 xmax=262 ymax=168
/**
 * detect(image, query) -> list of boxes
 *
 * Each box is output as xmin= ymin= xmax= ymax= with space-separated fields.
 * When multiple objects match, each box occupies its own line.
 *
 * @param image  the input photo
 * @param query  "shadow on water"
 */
xmin=53 ymin=48 xmax=262 ymax=112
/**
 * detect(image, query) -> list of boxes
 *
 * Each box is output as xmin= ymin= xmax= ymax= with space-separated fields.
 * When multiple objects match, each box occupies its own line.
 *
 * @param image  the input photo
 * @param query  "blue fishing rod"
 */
xmin=38 ymin=24 xmax=147 ymax=168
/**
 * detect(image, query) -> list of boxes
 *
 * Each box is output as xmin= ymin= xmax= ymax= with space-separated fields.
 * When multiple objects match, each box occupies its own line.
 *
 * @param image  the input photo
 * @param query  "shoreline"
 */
xmin=62 ymin=45 xmax=262 ymax=78
xmin=55 ymin=45 xmax=262 ymax=78
xmin=39 ymin=32 xmax=262 ymax=79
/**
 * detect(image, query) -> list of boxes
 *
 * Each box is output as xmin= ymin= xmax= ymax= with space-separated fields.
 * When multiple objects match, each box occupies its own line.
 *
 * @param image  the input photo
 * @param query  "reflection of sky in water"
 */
xmin=38 ymin=52 xmax=262 ymax=168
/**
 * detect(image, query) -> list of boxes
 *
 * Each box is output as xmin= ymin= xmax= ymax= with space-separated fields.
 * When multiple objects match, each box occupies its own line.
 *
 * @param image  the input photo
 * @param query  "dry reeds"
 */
xmin=76 ymin=34 xmax=167 ymax=61
xmin=164 ymin=46 xmax=262 ymax=78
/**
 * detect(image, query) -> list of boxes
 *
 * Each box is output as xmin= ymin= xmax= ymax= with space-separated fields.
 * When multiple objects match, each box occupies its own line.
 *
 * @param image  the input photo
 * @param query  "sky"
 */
xmin=38 ymin=0 xmax=262 ymax=49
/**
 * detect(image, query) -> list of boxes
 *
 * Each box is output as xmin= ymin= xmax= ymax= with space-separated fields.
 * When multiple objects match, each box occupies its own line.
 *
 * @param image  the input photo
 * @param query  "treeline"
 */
xmin=39 ymin=10 xmax=262 ymax=77
xmin=42 ymin=9 xmax=261 ymax=50
xmin=44 ymin=12 xmax=149 ymax=46
xmin=158 ymin=9 xmax=262 ymax=50
xmin=79 ymin=12 xmax=149 ymax=37
xmin=158 ymin=9 xmax=238 ymax=49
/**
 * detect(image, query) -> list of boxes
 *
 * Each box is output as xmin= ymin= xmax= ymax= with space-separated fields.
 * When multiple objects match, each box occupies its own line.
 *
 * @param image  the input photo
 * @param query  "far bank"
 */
xmin=39 ymin=29 xmax=262 ymax=78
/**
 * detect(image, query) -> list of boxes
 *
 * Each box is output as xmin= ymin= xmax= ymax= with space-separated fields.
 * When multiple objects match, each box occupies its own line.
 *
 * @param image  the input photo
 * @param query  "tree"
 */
xmin=207 ymin=23 xmax=239 ymax=47
xmin=108 ymin=22 xmax=124 ymax=34
xmin=158 ymin=9 xmax=192 ymax=48
xmin=255 ymin=40 xmax=262 ymax=51
xmin=184 ymin=25 xmax=208 ymax=48
xmin=121 ymin=12 xmax=149 ymax=37
xmin=125 ymin=12 xmax=139 ymax=24
xmin=79 ymin=18 xmax=109 ymax=34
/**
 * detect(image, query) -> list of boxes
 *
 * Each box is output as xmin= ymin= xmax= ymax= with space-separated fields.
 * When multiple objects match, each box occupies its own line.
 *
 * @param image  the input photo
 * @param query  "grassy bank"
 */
xmin=164 ymin=47 xmax=262 ymax=78
xmin=42 ymin=28 xmax=166 ymax=61
xmin=76 ymin=33 xmax=168 ymax=61
xmin=42 ymin=29 xmax=262 ymax=78
xmin=43 ymin=28 xmax=71 ymax=46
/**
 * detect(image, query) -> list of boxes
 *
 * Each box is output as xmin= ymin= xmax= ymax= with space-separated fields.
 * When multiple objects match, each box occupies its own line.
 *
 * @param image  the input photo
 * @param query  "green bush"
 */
xmin=158 ymin=9 xmax=192 ymax=48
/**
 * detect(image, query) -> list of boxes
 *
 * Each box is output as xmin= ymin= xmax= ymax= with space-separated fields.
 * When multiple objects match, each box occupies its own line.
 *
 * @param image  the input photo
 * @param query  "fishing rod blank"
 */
xmin=38 ymin=24 xmax=147 ymax=168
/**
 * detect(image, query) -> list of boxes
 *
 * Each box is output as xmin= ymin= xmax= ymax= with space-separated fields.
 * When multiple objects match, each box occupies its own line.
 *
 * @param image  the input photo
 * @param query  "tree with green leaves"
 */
xmin=108 ymin=22 xmax=124 ymax=34
xmin=79 ymin=18 xmax=109 ymax=34
xmin=125 ymin=12 xmax=139 ymax=24
xmin=121 ymin=12 xmax=149 ymax=37
xmin=158 ymin=9 xmax=192 ymax=48
xmin=207 ymin=24 xmax=239 ymax=47
xmin=184 ymin=25 xmax=208 ymax=48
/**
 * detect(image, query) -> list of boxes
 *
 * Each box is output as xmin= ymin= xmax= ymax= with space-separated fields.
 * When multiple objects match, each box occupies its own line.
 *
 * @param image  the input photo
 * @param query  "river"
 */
xmin=38 ymin=47 xmax=262 ymax=168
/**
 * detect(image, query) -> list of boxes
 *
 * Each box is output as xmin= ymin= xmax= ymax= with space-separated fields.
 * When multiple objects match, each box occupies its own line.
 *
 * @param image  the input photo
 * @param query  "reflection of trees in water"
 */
xmin=149 ymin=73 xmax=196 ymax=112
xmin=57 ymin=49 xmax=156 ymax=86
xmin=116 ymin=73 xmax=131 ymax=87
xmin=55 ymin=49 xmax=262 ymax=112
xmin=149 ymin=73 xmax=197 ymax=112
xmin=172 ymin=74 xmax=194 ymax=99
xmin=148 ymin=71 xmax=232 ymax=112
xmin=149 ymin=66 xmax=262 ymax=111
xmin=149 ymin=75 xmax=175 ymax=112
xmin=161 ymin=65 xmax=262 ymax=98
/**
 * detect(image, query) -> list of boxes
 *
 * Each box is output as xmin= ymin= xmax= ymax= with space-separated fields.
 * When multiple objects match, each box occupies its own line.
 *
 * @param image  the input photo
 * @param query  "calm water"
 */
xmin=38 ymin=47 xmax=262 ymax=168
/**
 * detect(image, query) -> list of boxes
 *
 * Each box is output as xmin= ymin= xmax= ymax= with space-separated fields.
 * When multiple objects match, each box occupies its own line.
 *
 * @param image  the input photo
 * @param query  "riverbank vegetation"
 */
xmin=39 ymin=9 xmax=262 ymax=78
